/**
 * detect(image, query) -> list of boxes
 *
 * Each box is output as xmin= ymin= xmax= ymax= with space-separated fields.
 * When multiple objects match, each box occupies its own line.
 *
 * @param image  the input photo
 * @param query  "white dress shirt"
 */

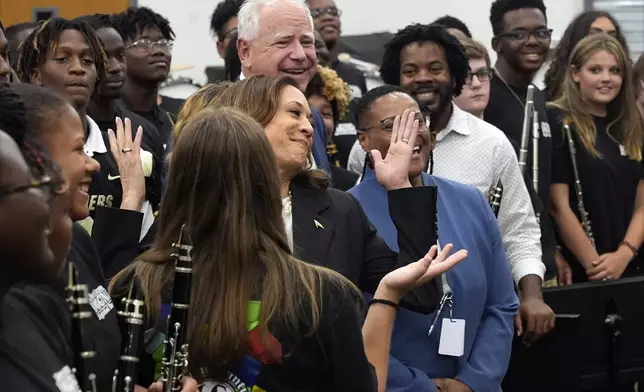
xmin=432 ymin=104 xmax=545 ymax=284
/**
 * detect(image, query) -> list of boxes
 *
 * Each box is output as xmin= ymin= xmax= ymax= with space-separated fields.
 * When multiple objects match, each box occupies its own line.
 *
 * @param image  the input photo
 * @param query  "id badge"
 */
xmin=438 ymin=318 xmax=465 ymax=357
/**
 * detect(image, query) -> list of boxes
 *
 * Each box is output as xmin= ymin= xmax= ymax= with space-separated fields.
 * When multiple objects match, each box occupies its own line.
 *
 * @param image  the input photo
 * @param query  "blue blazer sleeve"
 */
xmin=455 ymin=190 xmax=519 ymax=391
xmin=387 ymin=357 xmax=439 ymax=392
xmin=311 ymin=107 xmax=331 ymax=173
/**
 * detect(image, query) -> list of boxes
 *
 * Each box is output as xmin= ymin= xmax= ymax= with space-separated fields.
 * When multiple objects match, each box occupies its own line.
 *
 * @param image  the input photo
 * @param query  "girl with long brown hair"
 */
xmin=548 ymin=33 xmax=644 ymax=283
xmin=111 ymin=106 xmax=462 ymax=391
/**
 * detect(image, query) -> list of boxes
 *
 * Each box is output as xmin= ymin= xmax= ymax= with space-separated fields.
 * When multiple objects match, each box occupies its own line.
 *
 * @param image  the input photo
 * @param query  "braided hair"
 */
xmin=114 ymin=7 xmax=175 ymax=44
xmin=16 ymin=18 xmax=107 ymax=94
xmin=543 ymin=10 xmax=628 ymax=100
xmin=380 ymin=23 xmax=469 ymax=98
xmin=0 ymin=83 xmax=62 ymax=182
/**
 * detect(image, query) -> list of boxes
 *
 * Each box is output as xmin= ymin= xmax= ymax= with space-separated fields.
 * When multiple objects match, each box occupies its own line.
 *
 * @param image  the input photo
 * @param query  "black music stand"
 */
xmin=504 ymin=277 xmax=644 ymax=392
xmin=502 ymin=314 xmax=582 ymax=392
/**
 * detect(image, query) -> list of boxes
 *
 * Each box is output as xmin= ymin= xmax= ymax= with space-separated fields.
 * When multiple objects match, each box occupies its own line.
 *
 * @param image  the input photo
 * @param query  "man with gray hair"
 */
xmin=236 ymin=0 xmax=331 ymax=173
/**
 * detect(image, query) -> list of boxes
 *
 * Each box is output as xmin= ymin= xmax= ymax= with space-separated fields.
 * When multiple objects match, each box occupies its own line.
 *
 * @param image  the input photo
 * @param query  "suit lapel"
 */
xmin=291 ymin=184 xmax=335 ymax=267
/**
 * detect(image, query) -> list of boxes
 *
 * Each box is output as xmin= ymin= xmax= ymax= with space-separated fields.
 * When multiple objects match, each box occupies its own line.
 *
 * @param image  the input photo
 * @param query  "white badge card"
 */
xmin=438 ymin=318 xmax=465 ymax=357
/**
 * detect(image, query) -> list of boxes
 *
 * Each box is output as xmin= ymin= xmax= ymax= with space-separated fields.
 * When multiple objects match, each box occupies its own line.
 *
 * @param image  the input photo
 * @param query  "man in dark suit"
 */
xmin=236 ymin=0 xmax=330 ymax=174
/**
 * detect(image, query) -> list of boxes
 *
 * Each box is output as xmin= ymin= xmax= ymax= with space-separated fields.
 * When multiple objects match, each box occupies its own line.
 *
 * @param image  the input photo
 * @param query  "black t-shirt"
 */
xmin=0 ymin=225 xmax=122 ymax=392
xmin=66 ymin=223 xmax=121 ymax=391
xmin=485 ymin=76 xmax=554 ymax=204
xmin=89 ymin=105 xmax=164 ymax=217
xmin=549 ymin=107 xmax=644 ymax=281
xmin=332 ymin=61 xmax=368 ymax=99
xmin=117 ymin=98 xmax=175 ymax=152
xmin=485 ymin=76 xmax=557 ymax=275
xmin=112 ymin=275 xmax=377 ymax=392
xmin=0 ymin=286 xmax=80 ymax=392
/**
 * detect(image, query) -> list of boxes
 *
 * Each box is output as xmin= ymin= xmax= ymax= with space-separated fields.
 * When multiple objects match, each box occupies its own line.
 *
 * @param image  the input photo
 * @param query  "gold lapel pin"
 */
xmin=314 ymin=219 xmax=324 ymax=230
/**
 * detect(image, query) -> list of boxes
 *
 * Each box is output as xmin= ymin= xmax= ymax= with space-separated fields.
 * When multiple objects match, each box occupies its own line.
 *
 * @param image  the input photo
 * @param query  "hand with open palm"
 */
xmin=377 ymin=244 xmax=467 ymax=302
xmin=371 ymin=109 xmax=420 ymax=190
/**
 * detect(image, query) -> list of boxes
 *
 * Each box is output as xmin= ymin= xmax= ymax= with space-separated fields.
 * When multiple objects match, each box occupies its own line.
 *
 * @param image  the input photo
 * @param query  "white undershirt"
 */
xmin=282 ymin=194 xmax=293 ymax=251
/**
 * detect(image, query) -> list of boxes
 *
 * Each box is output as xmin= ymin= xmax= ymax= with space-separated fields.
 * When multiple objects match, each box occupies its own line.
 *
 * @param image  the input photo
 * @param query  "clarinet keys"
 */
xmin=488 ymin=179 xmax=504 ymax=217
xmin=112 ymin=291 xmax=146 ymax=392
xmin=67 ymin=262 xmax=98 ymax=392
xmin=161 ymin=224 xmax=194 ymax=392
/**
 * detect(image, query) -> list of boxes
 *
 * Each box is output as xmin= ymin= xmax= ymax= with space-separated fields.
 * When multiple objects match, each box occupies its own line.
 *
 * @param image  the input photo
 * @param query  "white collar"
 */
xmin=435 ymin=104 xmax=472 ymax=141
xmin=84 ymin=115 xmax=107 ymax=157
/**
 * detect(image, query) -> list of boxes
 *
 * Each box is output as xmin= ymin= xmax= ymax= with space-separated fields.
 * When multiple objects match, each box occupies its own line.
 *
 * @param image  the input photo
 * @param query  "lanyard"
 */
xmin=428 ymin=241 xmax=454 ymax=336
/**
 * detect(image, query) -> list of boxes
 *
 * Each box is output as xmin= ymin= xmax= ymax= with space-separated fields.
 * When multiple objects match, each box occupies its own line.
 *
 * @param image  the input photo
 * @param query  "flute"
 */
xmin=563 ymin=122 xmax=595 ymax=247
xmin=112 ymin=287 xmax=145 ymax=392
xmin=532 ymin=111 xmax=540 ymax=193
xmin=532 ymin=110 xmax=541 ymax=223
xmin=66 ymin=262 xmax=98 ymax=392
xmin=161 ymin=224 xmax=194 ymax=392
xmin=488 ymin=179 xmax=504 ymax=218
xmin=518 ymin=85 xmax=535 ymax=176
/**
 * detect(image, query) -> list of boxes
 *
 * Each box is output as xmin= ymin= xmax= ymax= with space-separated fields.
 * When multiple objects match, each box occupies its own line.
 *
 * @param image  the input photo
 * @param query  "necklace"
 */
xmin=493 ymin=67 xmax=527 ymax=109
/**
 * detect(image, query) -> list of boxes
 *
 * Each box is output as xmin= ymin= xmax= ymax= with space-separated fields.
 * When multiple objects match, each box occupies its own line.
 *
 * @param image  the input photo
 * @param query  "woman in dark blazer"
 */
xmin=178 ymin=75 xmax=441 ymax=311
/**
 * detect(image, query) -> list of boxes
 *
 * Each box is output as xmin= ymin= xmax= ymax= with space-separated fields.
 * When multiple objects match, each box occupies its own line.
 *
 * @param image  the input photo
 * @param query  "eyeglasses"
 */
xmin=0 ymin=175 xmax=59 ymax=204
xmin=127 ymin=38 xmax=174 ymax=52
xmin=359 ymin=111 xmax=430 ymax=132
xmin=465 ymin=68 xmax=494 ymax=84
xmin=497 ymin=28 xmax=553 ymax=43
xmin=310 ymin=7 xmax=342 ymax=19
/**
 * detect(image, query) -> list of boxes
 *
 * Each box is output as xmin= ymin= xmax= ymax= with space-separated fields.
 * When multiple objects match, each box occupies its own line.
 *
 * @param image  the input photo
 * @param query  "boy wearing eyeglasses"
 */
xmin=114 ymin=7 xmax=176 ymax=151
xmin=485 ymin=0 xmax=560 ymax=340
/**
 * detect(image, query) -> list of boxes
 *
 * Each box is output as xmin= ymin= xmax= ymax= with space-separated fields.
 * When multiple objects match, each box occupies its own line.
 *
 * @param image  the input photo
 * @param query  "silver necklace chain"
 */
xmin=493 ymin=67 xmax=526 ymax=109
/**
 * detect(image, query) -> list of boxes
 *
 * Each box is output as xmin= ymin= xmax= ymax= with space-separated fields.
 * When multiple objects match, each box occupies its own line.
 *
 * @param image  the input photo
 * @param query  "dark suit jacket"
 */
xmin=291 ymin=182 xmax=440 ymax=314
xmin=330 ymin=166 xmax=359 ymax=191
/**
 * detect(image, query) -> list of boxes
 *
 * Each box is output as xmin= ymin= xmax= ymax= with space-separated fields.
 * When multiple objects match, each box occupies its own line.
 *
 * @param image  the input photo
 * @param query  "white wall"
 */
xmin=139 ymin=0 xmax=585 ymax=85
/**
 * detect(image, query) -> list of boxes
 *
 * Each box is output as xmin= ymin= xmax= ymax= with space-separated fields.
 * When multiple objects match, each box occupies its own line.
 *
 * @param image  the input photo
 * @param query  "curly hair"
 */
xmin=543 ymin=10 xmax=628 ymax=100
xmin=305 ymin=65 xmax=351 ymax=126
xmin=16 ymin=18 xmax=107 ymax=94
xmin=114 ymin=7 xmax=175 ymax=44
xmin=380 ymin=23 xmax=469 ymax=97
xmin=210 ymin=0 xmax=243 ymax=38
xmin=0 ymin=83 xmax=63 ymax=183
xmin=490 ymin=0 xmax=547 ymax=36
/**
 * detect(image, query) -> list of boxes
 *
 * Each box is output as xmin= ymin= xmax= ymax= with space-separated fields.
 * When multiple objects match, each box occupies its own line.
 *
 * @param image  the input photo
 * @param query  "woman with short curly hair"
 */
xmin=305 ymin=66 xmax=359 ymax=190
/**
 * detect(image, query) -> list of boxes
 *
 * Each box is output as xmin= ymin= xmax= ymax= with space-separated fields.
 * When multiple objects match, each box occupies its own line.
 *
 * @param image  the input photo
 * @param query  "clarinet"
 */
xmin=112 ymin=287 xmax=146 ymax=392
xmin=563 ymin=122 xmax=595 ymax=247
xmin=488 ymin=179 xmax=504 ymax=217
xmin=518 ymin=85 xmax=535 ymax=176
xmin=66 ymin=262 xmax=98 ymax=392
xmin=161 ymin=224 xmax=194 ymax=392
